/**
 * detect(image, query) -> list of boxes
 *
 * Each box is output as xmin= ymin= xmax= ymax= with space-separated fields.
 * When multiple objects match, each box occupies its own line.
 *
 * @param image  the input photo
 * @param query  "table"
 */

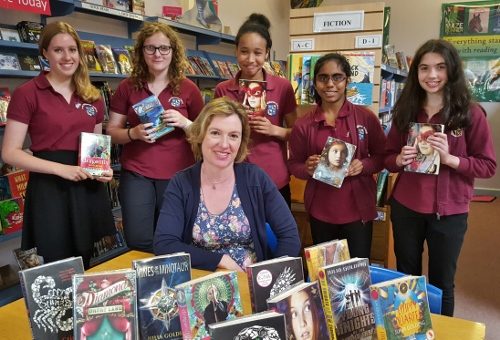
xmin=0 ymin=251 xmax=485 ymax=339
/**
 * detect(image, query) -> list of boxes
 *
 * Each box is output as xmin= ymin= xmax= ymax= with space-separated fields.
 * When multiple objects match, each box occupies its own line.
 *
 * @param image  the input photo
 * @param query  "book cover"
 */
xmin=111 ymin=47 xmax=132 ymax=75
xmin=78 ymin=132 xmax=112 ymax=177
xmin=130 ymin=0 xmax=145 ymax=15
xmin=0 ymin=169 xmax=28 ymax=200
xmin=73 ymin=269 xmax=139 ymax=339
xmin=17 ymin=53 xmax=41 ymax=71
xmin=133 ymin=253 xmax=192 ymax=340
xmin=270 ymin=60 xmax=286 ymax=78
xmin=404 ymin=123 xmax=444 ymax=175
xmin=132 ymin=95 xmax=174 ymax=140
xmin=442 ymin=5 xmax=465 ymax=35
xmin=106 ymin=0 xmax=130 ymax=11
xmin=370 ymin=276 xmax=434 ymax=340
xmin=239 ymin=79 xmax=267 ymax=117
xmin=246 ymin=256 xmax=304 ymax=313
xmin=304 ymin=239 xmax=350 ymax=282
xmin=38 ymin=56 xmax=50 ymax=71
xmin=267 ymin=281 xmax=331 ymax=340
xmin=288 ymin=53 xmax=303 ymax=104
xmin=96 ymin=44 xmax=119 ymax=74
xmin=318 ymin=258 xmax=375 ymax=340
xmin=80 ymin=40 xmax=102 ymax=72
xmin=19 ymin=257 xmax=84 ymax=340
xmin=16 ymin=21 xmax=44 ymax=44
xmin=0 ymin=27 xmax=21 ymax=42
xmin=313 ymin=136 xmax=357 ymax=188
xmin=0 ymin=53 xmax=21 ymax=70
xmin=0 ymin=87 xmax=10 ymax=125
xmin=343 ymin=51 xmax=375 ymax=106
xmin=209 ymin=311 xmax=287 ymax=340
xmin=0 ymin=197 xmax=24 ymax=234
xmin=467 ymin=7 xmax=489 ymax=34
xmin=13 ymin=247 xmax=44 ymax=270
xmin=175 ymin=271 xmax=243 ymax=340
xmin=301 ymin=55 xmax=315 ymax=104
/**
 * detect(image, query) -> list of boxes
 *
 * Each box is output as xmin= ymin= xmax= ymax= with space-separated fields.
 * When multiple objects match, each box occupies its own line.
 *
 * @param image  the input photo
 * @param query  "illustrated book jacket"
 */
xmin=238 ymin=79 xmax=267 ymax=117
xmin=133 ymin=253 xmax=192 ymax=340
xmin=73 ymin=269 xmax=139 ymax=339
xmin=313 ymin=136 xmax=357 ymax=188
xmin=208 ymin=311 xmax=287 ymax=340
xmin=78 ymin=132 xmax=112 ymax=177
xmin=405 ymin=123 xmax=445 ymax=175
xmin=246 ymin=256 xmax=304 ymax=313
xmin=132 ymin=95 xmax=174 ymax=140
xmin=304 ymin=239 xmax=350 ymax=282
xmin=175 ymin=271 xmax=243 ymax=340
xmin=318 ymin=258 xmax=375 ymax=340
xmin=19 ymin=256 xmax=84 ymax=340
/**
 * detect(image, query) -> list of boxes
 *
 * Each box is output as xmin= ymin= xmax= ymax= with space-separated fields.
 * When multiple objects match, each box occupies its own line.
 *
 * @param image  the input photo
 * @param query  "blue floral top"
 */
xmin=192 ymin=185 xmax=257 ymax=270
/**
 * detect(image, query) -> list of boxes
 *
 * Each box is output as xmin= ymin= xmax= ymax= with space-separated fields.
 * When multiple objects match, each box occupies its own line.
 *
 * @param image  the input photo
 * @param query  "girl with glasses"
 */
xmin=107 ymin=22 xmax=204 ymax=252
xmin=288 ymin=53 xmax=386 ymax=259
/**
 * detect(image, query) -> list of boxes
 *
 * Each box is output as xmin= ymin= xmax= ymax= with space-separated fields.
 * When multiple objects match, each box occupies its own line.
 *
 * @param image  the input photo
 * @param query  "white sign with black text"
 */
xmin=355 ymin=34 xmax=383 ymax=48
xmin=313 ymin=11 xmax=365 ymax=33
xmin=290 ymin=38 xmax=315 ymax=52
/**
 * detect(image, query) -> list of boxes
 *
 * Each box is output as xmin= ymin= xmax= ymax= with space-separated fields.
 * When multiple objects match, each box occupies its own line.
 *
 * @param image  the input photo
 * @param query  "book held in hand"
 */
xmin=19 ymin=256 xmax=84 ymax=340
xmin=305 ymin=239 xmax=350 ymax=282
xmin=78 ymin=132 xmax=112 ymax=177
xmin=209 ymin=311 xmax=287 ymax=340
xmin=246 ymin=256 xmax=304 ymax=313
xmin=404 ymin=122 xmax=444 ymax=175
xmin=313 ymin=136 xmax=357 ymax=188
xmin=239 ymin=79 xmax=267 ymax=117
xmin=132 ymin=95 xmax=174 ymax=140
xmin=133 ymin=253 xmax=192 ymax=340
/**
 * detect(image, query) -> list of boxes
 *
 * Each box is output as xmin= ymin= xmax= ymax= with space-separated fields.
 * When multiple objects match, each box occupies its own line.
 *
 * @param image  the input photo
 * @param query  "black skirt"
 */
xmin=22 ymin=151 xmax=115 ymax=268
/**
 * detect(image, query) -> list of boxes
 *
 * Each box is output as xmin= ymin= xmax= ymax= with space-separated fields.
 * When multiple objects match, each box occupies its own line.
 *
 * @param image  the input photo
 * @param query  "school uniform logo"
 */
xmin=81 ymin=103 xmax=97 ymax=117
xmin=356 ymin=125 xmax=367 ymax=141
xmin=266 ymin=101 xmax=278 ymax=116
xmin=451 ymin=128 xmax=463 ymax=137
xmin=169 ymin=97 xmax=183 ymax=108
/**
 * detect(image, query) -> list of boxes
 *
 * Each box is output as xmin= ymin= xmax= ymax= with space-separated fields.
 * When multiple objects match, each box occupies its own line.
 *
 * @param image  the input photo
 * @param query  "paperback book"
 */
xmin=404 ymin=123 xmax=444 ymax=175
xmin=13 ymin=247 xmax=44 ymax=270
xmin=132 ymin=95 xmax=174 ymax=140
xmin=0 ymin=53 xmax=21 ymax=70
xmin=95 ymin=44 xmax=119 ymax=74
xmin=267 ymin=281 xmax=331 ymax=340
xmin=16 ymin=21 xmax=44 ymax=43
xmin=313 ymin=136 xmax=357 ymax=188
xmin=111 ymin=47 xmax=132 ymax=75
xmin=343 ymin=51 xmax=375 ymax=106
xmin=19 ymin=256 xmax=84 ymax=340
xmin=209 ymin=311 xmax=287 ymax=340
xmin=0 ymin=197 xmax=24 ymax=234
xmin=78 ymin=132 xmax=112 ymax=177
xmin=73 ymin=269 xmax=139 ymax=339
xmin=0 ymin=27 xmax=21 ymax=42
xmin=370 ymin=275 xmax=433 ymax=340
xmin=304 ymin=239 xmax=350 ymax=282
xmin=80 ymin=40 xmax=102 ymax=73
xmin=318 ymin=258 xmax=375 ymax=340
xmin=176 ymin=271 xmax=243 ymax=340
xmin=246 ymin=256 xmax=304 ymax=312
xmin=239 ymin=79 xmax=267 ymax=117
xmin=133 ymin=253 xmax=192 ymax=340
xmin=17 ymin=53 xmax=41 ymax=71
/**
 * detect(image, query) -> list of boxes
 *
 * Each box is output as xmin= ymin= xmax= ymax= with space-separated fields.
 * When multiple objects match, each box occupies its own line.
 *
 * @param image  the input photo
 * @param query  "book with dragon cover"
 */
xmin=78 ymin=132 xmax=112 ymax=177
xmin=318 ymin=258 xmax=375 ymax=340
xmin=19 ymin=256 xmax=84 ymax=340
xmin=404 ymin=123 xmax=444 ymax=175
xmin=176 ymin=271 xmax=243 ymax=340
xmin=132 ymin=95 xmax=174 ymax=140
xmin=246 ymin=256 xmax=304 ymax=313
xmin=304 ymin=239 xmax=350 ymax=282
xmin=133 ymin=253 xmax=192 ymax=340
xmin=73 ymin=269 xmax=139 ymax=339
xmin=267 ymin=281 xmax=331 ymax=340
xmin=313 ymin=136 xmax=357 ymax=188
xmin=209 ymin=311 xmax=287 ymax=340
xmin=369 ymin=275 xmax=433 ymax=340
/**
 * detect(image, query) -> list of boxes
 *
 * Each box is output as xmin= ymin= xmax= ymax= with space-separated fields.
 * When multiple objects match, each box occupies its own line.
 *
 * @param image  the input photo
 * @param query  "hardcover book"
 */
xmin=19 ymin=256 xmax=84 ymax=340
xmin=239 ymin=79 xmax=267 ymax=117
xmin=0 ymin=53 xmax=21 ymax=70
xmin=133 ymin=253 xmax=192 ymax=340
xmin=132 ymin=95 xmax=174 ymax=140
xmin=404 ymin=123 xmax=444 ymax=175
xmin=17 ymin=53 xmax=41 ymax=71
xmin=313 ymin=136 xmax=357 ymax=188
xmin=369 ymin=275 xmax=433 ymax=340
xmin=111 ymin=47 xmax=132 ymax=75
xmin=73 ymin=269 xmax=139 ymax=339
xmin=318 ymin=258 xmax=375 ymax=340
xmin=16 ymin=21 xmax=44 ymax=44
xmin=343 ymin=51 xmax=375 ymax=106
xmin=267 ymin=281 xmax=331 ymax=340
xmin=209 ymin=311 xmax=287 ymax=340
xmin=80 ymin=40 xmax=102 ymax=72
xmin=304 ymin=239 xmax=350 ymax=282
xmin=13 ymin=247 xmax=44 ymax=270
xmin=78 ymin=132 xmax=112 ymax=177
xmin=95 ymin=44 xmax=119 ymax=74
xmin=246 ymin=256 xmax=304 ymax=313
xmin=0 ymin=87 xmax=10 ymax=125
xmin=0 ymin=197 xmax=24 ymax=234
xmin=175 ymin=271 xmax=243 ymax=340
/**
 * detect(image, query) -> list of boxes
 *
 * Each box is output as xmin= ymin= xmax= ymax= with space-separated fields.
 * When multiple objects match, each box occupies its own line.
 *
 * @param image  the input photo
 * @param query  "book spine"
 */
xmin=369 ymin=287 xmax=388 ymax=340
xmin=318 ymin=268 xmax=337 ymax=340
xmin=246 ymin=268 xmax=257 ymax=313
xmin=177 ymin=289 xmax=193 ymax=340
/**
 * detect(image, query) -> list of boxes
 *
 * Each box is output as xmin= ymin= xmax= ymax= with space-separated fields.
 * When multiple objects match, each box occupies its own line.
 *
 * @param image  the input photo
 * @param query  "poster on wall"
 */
xmin=440 ymin=1 xmax=500 ymax=102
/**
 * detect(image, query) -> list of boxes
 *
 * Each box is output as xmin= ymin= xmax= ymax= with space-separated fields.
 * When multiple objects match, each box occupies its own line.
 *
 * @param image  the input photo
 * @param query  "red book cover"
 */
xmin=78 ymin=132 xmax=112 ymax=177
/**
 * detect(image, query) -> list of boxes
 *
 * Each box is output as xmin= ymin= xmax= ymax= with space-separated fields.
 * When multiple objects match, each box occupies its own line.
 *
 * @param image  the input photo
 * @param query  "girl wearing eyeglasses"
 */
xmin=107 ymin=22 xmax=204 ymax=252
xmin=215 ymin=13 xmax=297 ymax=208
xmin=288 ymin=53 xmax=386 ymax=258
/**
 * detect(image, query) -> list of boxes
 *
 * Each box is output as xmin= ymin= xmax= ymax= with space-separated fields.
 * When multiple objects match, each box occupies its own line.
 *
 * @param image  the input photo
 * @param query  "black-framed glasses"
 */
xmin=143 ymin=45 xmax=172 ymax=55
xmin=316 ymin=73 xmax=347 ymax=84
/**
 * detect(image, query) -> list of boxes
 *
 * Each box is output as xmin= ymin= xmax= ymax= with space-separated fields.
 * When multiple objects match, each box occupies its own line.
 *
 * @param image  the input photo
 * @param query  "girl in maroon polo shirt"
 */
xmin=215 ymin=13 xmax=297 ymax=207
xmin=2 ymin=22 xmax=115 ymax=268
xmin=107 ymin=22 xmax=204 ymax=252
xmin=288 ymin=53 xmax=386 ymax=258
xmin=384 ymin=39 xmax=496 ymax=316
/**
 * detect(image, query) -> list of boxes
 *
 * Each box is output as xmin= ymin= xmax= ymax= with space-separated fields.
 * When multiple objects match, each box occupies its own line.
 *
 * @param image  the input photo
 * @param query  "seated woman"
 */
xmin=154 ymin=97 xmax=301 ymax=271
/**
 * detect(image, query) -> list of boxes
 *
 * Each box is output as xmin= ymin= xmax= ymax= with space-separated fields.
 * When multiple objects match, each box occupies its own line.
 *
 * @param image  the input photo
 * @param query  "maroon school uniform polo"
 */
xmin=110 ymin=78 xmax=203 ymax=180
xmin=7 ymin=72 xmax=105 ymax=152
xmin=215 ymin=70 xmax=296 ymax=189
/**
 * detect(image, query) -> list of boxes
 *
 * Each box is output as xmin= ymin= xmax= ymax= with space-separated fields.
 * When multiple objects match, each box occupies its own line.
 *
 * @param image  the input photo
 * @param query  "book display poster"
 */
xmin=440 ymin=1 xmax=500 ymax=102
xmin=404 ymin=123 xmax=445 ymax=175
xmin=313 ymin=136 xmax=357 ymax=188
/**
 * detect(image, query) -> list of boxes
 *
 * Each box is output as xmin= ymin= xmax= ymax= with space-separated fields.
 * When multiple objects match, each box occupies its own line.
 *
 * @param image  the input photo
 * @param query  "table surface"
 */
xmin=0 ymin=250 xmax=486 ymax=340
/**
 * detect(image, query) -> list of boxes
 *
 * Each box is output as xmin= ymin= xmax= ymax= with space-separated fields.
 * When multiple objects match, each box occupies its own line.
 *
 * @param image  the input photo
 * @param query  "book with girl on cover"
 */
xmin=313 ymin=136 xmax=357 ymax=188
xmin=78 ymin=132 xmax=112 ymax=177
xmin=239 ymin=79 xmax=267 ymax=117
xmin=405 ymin=122 xmax=444 ymax=175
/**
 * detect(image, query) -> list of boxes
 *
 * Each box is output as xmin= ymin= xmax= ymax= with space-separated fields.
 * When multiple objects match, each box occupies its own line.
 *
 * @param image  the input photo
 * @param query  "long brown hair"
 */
xmin=39 ymin=21 xmax=100 ymax=103
xmin=130 ymin=22 xmax=189 ymax=95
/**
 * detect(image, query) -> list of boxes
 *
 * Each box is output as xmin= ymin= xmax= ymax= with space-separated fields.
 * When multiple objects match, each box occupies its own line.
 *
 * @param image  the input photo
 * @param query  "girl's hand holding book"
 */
xmin=130 ymin=122 xmax=156 ymax=143
xmin=162 ymin=109 xmax=192 ymax=130
xmin=396 ymin=145 xmax=417 ymax=167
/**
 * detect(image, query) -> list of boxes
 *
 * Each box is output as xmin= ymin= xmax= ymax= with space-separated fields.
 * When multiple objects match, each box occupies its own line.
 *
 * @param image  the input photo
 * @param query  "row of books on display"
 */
xmin=380 ymin=78 xmax=405 ymax=111
xmin=288 ymin=52 xmax=376 ymax=106
xmin=18 ymin=239 xmax=434 ymax=340
xmin=81 ymin=0 xmax=145 ymax=15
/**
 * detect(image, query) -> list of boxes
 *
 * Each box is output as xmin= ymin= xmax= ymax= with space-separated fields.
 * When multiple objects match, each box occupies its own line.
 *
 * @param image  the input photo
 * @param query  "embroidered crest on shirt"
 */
xmin=82 ymin=103 xmax=97 ymax=117
xmin=451 ymin=128 xmax=463 ymax=137
xmin=169 ymin=97 xmax=183 ymax=108
xmin=266 ymin=101 xmax=278 ymax=116
xmin=356 ymin=125 xmax=367 ymax=140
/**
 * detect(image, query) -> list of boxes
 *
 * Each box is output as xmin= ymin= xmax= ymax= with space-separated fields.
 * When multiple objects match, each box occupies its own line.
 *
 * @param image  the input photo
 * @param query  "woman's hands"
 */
xmin=218 ymin=254 xmax=244 ymax=272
